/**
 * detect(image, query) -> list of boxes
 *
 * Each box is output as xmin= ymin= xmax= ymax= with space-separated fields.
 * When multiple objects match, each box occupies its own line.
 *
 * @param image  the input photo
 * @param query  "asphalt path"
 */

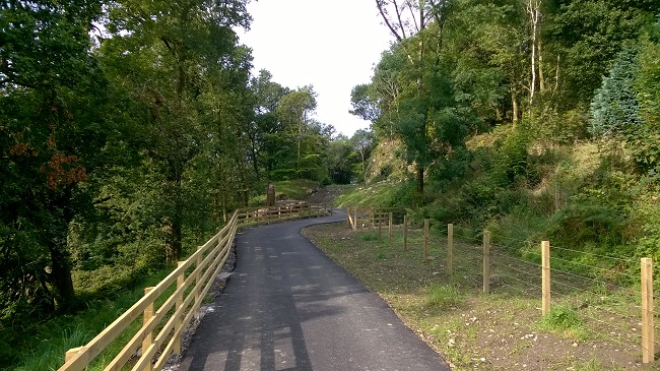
xmin=180 ymin=210 xmax=450 ymax=371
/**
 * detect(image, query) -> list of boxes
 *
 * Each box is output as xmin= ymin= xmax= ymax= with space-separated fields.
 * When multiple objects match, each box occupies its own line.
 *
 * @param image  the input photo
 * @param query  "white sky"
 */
xmin=238 ymin=0 xmax=393 ymax=137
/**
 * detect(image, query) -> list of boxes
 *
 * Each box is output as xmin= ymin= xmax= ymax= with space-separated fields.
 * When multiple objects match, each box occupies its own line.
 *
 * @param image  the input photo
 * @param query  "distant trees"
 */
xmin=355 ymin=0 xmax=658 ymax=196
xmin=0 ymin=0 xmax=335 ymax=318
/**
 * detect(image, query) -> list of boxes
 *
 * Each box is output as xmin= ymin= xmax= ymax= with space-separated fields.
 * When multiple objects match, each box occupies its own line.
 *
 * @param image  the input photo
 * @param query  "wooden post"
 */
xmin=542 ymin=241 xmax=551 ymax=316
xmin=353 ymin=209 xmax=358 ymax=231
xmin=174 ymin=261 xmax=185 ymax=355
xmin=278 ymin=206 xmax=281 ymax=220
xmin=483 ymin=230 xmax=490 ymax=294
xmin=347 ymin=208 xmax=351 ymax=228
xmin=379 ymin=215 xmax=383 ymax=239
xmin=65 ymin=347 xmax=84 ymax=363
xmin=423 ymin=219 xmax=429 ymax=260
xmin=195 ymin=246 xmax=203 ymax=320
xmin=143 ymin=287 xmax=155 ymax=371
xmin=642 ymin=257 xmax=654 ymax=363
xmin=447 ymin=224 xmax=454 ymax=276
xmin=388 ymin=212 xmax=393 ymax=244
xmin=403 ymin=215 xmax=408 ymax=250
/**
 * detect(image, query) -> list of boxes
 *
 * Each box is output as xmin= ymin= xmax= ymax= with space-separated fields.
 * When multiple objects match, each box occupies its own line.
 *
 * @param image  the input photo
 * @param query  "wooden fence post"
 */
xmin=447 ymin=224 xmax=454 ymax=276
xmin=542 ymin=241 xmax=551 ymax=316
xmin=347 ymin=208 xmax=351 ymax=228
xmin=354 ymin=209 xmax=358 ymax=231
xmin=174 ymin=261 xmax=185 ymax=355
xmin=388 ymin=212 xmax=393 ymax=244
xmin=403 ymin=215 xmax=408 ymax=250
xmin=278 ymin=206 xmax=281 ymax=220
xmin=143 ymin=287 xmax=155 ymax=371
xmin=483 ymin=230 xmax=490 ymax=294
xmin=195 ymin=246 xmax=203 ymax=321
xmin=379 ymin=213 xmax=383 ymax=239
xmin=371 ymin=208 xmax=375 ymax=229
xmin=642 ymin=257 xmax=654 ymax=363
xmin=423 ymin=219 xmax=429 ymax=260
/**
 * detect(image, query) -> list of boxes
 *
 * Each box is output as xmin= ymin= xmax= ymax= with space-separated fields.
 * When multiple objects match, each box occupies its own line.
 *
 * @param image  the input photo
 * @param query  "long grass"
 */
xmin=2 ymin=267 xmax=171 ymax=371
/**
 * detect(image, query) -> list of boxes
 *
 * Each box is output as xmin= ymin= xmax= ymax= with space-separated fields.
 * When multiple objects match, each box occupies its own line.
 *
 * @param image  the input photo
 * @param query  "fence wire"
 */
xmin=345 ymin=212 xmax=659 ymax=356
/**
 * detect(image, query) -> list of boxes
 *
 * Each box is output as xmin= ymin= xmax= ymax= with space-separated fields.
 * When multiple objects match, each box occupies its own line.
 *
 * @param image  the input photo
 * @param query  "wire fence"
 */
xmin=344 ymin=208 xmax=656 ymax=364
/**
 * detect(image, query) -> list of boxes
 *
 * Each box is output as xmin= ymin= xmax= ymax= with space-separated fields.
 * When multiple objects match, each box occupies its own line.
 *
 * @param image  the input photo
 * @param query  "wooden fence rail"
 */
xmin=59 ymin=211 xmax=239 ymax=371
xmin=58 ymin=202 xmax=333 ymax=371
xmin=237 ymin=203 xmax=332 ymax=225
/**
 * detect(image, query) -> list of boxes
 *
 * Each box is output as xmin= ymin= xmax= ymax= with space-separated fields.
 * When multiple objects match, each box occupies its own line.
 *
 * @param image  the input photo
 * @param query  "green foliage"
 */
xmin=1 ymin=1 xmax=342 ymax=367
xmin=539 ymin=306 xmax=585 ymax=339
xmin=589 ymin=46 xmax=641 ymax=137
xmin=427 ymin=284 xmax=464 ymax=309
xmin=335 ymin=180 xmax=416 ymax=209
xmin=360 ymin=233 xmax=379 ymax=242
xmin=326 ymin=136 xmax=357 ymax=184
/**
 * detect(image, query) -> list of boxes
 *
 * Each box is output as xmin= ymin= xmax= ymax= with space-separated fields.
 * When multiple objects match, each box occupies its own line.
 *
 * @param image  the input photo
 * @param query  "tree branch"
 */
xmin=376 ymin=0 xmax=404 ymax=42
xmin=394 ymin=1 xmax=408 ymax=39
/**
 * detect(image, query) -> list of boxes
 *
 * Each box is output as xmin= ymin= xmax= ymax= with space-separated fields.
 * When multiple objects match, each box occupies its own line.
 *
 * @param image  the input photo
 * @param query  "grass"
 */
xmin=303 ymin=223 xmax=646 ymax=370
xmin=334 ymin=180 xmax=408 ymax=208
xmin=427 ymin=284 xmax=464 ymax=309
xmin=249 ymin=179 xmax=319 ymax=206
xmin=1 ymin=266 xmax=173 ymax=371
xmin=538 ymin=305 xmax=589 ymax=341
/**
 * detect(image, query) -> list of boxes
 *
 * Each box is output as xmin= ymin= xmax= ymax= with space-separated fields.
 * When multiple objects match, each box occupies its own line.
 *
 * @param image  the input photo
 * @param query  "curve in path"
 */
xmin=180 ymin=210 xmax=450 ymax=371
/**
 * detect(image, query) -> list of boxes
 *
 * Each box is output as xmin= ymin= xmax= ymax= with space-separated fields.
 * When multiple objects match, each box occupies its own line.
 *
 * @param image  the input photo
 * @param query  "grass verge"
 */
xmin=303 ymin=223 xmax=649 ymax=370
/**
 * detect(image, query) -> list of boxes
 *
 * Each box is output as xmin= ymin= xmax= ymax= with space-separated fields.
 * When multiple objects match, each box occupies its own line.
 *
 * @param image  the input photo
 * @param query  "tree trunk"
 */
xmin=417 ymin=166 xmax=424 ymax=195
xmin=164 ymin=206 xmax=183 ymax=264
xmin=554 ymin=54 xmax=561 ymax=93
xmin=297 ymin=122 xmax=302 ymax=178
xmin=528 ymin=0 xmax=540 ymax=107
xmin=538 ymin=37 xmax=545 ymax=92
xmin=49 ymin=243 xmax=75 ymax=310
xmin=165 ymin=167 xmax=184 ymax=264
xmin=512 ymin=85 xmax=519 ymax=123
xmin=360 ymin=151 xmax=366 ymax=182
xmin=530 ymin=18 xmax=537 ymax=106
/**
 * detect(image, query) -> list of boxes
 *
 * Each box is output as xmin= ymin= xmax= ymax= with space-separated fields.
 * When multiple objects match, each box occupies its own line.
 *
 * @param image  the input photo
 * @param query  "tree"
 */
xmin=248 ymin=70 xmax=291 ymax=177
xmin=350 ymin=84 xmax=381 ymax=123
xmin=589 ymin=46 xmax=641 ymax=137
xmin=276 ymin=87 xmax=318 ymax=178
xmin=326 ymin=135 xmax=357 ymax=184
xmin=101 ymin=0 xmax=254 ymax=262
xmin=351 ymin=129 xmax=375 ymax=182
xmin=1 ymin=0 xmax=105 ymax=309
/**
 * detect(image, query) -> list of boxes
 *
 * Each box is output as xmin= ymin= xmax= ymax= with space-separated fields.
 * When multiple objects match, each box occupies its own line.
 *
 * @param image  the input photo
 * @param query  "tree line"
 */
xmin=353 ymin=0 xmax=659 ymax=195
xmin=0 ymin=0 xmax=371 ymax=324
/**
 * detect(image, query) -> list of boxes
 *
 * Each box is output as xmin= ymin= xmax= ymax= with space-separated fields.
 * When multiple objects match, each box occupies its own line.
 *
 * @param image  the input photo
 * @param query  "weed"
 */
xmin=571 ymin=357 xmax=615 ymax=371
xmin=427 ymin=284 xmax=464 ymax=309
xmin=360 ymin=233 xmax=379 ymax=241
xmin=539 ymin=305 xmax=588 ymax=340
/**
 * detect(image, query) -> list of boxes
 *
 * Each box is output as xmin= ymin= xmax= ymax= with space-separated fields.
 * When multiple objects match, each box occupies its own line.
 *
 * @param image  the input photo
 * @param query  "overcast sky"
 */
xmin=238 ymin=0 xmax=393 ymax=137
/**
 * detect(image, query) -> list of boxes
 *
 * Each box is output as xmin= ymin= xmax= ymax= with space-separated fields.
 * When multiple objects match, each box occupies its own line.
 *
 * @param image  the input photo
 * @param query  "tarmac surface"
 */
xmin=180 ymin=210 xmax=450 ymax=371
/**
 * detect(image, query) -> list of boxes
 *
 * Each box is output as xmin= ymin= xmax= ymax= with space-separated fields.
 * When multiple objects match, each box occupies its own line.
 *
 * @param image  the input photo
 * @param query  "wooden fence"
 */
xmin=58 ymin=211 xmax=239 ymax=371
xmin=57 ymin=202 xmax=334 ymax=371
xmin=345 ymin=209 xmax=657 ymax=365
xmin=237 ymin=202 xmax=332 ymax=225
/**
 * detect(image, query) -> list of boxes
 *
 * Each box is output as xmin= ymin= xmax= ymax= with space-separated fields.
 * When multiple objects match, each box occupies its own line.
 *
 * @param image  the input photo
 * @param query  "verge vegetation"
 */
xmin=304 ymin=223 xmax=647 ymax=370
